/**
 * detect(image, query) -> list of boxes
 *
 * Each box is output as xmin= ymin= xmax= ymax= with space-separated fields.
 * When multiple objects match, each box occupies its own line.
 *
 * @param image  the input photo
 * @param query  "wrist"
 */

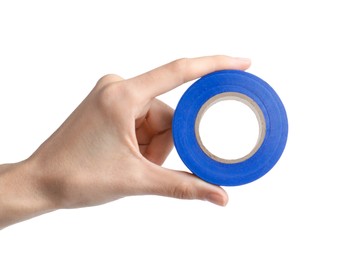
xmin=0 ymin=158 xmax=57 ymax=229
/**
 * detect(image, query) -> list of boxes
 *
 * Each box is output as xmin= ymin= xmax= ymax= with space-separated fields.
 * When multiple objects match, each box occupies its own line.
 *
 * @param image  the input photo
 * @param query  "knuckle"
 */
xmin=167 ymin=58 xmax=190 ymax=84
xmin=171 ymin=58 xmax=189 ymax=73
xmin=96 ymin=82 xmax=131 ymax=114
xmin=172 ymin=182 xmax=196 ymax=200
xmin=95 ymin=74 xmax=124 ymax=89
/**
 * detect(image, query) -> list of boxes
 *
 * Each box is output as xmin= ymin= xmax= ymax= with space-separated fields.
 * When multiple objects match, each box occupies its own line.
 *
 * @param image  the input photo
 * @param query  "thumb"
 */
xmin=144 ymin=163 xmax=228 ymax=206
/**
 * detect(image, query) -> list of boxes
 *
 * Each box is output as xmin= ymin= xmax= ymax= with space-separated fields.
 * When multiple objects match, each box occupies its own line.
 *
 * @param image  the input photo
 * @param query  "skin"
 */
xmin=0 ymin=55 xmax=251 ymax=229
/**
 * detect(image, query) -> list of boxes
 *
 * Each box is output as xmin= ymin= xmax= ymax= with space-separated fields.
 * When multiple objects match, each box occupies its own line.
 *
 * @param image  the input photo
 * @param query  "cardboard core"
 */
xmin=195 ymin=92 xmax=266 ymax=164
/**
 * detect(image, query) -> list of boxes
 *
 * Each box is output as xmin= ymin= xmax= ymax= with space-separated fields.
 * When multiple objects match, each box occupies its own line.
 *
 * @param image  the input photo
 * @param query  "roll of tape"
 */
xmin=172 ymin=70 xmax=288 ymax=186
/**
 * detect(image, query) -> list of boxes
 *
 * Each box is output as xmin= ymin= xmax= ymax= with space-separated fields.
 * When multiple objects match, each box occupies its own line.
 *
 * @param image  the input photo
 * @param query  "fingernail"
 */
xmin=206 ymin=193 xmax=227 ymax=206
xmin=236 ymin=57 xmax=251 ymax=63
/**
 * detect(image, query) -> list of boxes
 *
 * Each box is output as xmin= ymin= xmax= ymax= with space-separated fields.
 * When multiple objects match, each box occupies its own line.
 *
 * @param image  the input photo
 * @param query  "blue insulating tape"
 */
xmin=172 ymin=70 xmax=288 ymax=186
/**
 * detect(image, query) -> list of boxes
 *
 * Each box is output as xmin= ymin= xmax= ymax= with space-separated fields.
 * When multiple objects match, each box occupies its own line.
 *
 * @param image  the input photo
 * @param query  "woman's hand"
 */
xmin=0 ymin=55 xmax=251 ymax=229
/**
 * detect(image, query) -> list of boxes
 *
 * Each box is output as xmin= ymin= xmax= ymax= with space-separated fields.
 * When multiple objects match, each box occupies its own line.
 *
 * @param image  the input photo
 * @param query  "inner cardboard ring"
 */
xmin=195 ymin=92 xmax=266 ymax=164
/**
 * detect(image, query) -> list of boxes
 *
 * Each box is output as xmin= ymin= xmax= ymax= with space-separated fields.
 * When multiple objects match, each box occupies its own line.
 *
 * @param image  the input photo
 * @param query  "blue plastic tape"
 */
xmin=172 ymin=70 xmax=288 ymax=186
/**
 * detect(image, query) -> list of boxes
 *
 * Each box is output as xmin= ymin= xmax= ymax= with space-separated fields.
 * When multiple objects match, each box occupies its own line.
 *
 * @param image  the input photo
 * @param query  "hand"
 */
xmin=0 ymin=56 xmax=251 ymax=228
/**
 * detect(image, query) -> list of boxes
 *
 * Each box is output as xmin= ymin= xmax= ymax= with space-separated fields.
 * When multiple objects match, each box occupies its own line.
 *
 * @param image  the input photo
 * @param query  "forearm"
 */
xmin=0 ymin=160 xmax=55 ymax=229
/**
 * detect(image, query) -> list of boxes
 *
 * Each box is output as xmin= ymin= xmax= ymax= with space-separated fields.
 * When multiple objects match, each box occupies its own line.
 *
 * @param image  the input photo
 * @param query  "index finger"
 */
xmin=129 ymin=55 xmax=251 ymax=98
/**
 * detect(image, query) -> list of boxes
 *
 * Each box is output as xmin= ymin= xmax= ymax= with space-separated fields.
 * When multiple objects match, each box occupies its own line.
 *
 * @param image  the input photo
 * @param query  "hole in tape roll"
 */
xmin=195 ymin=92 xmax=266 ymax=164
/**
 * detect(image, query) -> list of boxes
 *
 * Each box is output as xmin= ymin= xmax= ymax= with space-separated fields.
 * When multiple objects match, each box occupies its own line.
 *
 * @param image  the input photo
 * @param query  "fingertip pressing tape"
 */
xmin=172 ymin=70 xmax=288 ymax=186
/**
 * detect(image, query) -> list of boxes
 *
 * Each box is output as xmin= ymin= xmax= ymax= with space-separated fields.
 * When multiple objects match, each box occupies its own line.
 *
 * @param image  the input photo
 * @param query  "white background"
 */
xmin=1 ymin=0 xmax=351 ymax=259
